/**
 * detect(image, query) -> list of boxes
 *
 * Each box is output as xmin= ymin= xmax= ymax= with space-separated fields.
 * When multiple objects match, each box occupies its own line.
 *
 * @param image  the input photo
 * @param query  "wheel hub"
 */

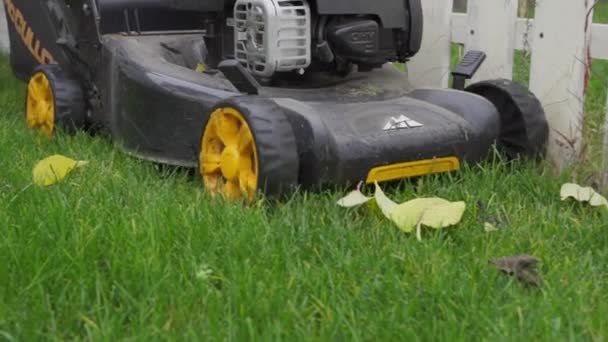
xmin=220 ymin=147 xmax=240 ymax=180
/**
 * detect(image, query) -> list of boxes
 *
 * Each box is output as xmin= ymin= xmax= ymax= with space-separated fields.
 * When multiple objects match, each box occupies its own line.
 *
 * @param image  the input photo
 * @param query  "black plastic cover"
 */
xmin=316 ymin=0 xmax=407 ymax=29
xmin=97 ymin=0 xmax=212 ymax=33
xmin=97 ymin=0 xmax=224 ymax=12
xmin=326 ymin=20 xmax=380 ymax=64
xmin=316 ymin=0 xmax=423 ymax=58
xmin=406 ymin=0 xmax=423 ymax=56
xmin=2 ymin=0 xmax=70 ymax=79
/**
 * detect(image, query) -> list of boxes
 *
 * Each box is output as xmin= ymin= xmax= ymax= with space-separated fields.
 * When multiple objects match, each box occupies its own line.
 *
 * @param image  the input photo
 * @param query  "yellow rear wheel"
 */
xmin=25 ymin=65 xmax=85 ymax=137
xmin=26 ymin=72 xmax=55 ymax=137
xmin=199 ymin=100 xmax=299 ymax=201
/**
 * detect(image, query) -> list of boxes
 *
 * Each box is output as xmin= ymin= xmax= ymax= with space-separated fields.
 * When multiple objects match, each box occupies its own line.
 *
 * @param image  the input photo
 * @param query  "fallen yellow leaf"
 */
xmin=336 ymin=183 xmax=466 ymax=236
xmin=337 ymin=189 xmax=371 ymax=207
xmin=390 ymin=198 xmax=465 ymax=233
xmin=484 ymin=222 xmax=499 ymax=232
xmin=33 ymin=155 xmax=88 ymax=186
xmin=374 ymin=182 xmax=397 ymax=219
xmin=560 ymin=183 xmax=608 ymax=208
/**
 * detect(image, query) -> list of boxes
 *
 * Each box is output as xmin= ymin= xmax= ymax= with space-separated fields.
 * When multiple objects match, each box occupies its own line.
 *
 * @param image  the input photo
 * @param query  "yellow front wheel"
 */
xmin=25 ymin=65 xmax=85 ymax=137
xmin=199 ymin=99 xmax=299 ymax=201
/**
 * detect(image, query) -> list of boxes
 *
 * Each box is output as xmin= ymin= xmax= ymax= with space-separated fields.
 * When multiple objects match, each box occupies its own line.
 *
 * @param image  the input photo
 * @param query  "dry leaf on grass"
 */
xmin=337 ymin=182 xmax=466 ymax=238
xmin=374 ymin=183 xmax=398 ymax=218
xmin=560 ymin=183 xmax=608 ymax=208
xmin=336 ymin=189 xmax=372 ymax=207
xmin=484 ymin=222 xmax=499 ymax=232
xmin=490 ymin=255 xmax=542 ymax=287
xmin=33 ymin=155 xmax=88 ymax=186
xmin=390 ymin=198 xmax=466 ymax=233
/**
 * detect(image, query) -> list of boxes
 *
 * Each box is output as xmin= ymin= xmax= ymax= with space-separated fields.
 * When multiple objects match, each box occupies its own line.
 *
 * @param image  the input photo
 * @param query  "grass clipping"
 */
xmin=338 ymin=183 xmax=466 ymax=240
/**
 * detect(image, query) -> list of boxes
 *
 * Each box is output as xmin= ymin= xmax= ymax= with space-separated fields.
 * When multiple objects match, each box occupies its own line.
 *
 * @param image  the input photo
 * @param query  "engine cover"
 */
xmin=234 ymin=0 xmax=312 ymax=78
xmin=326 ymin=19 xmax=382 ymax=66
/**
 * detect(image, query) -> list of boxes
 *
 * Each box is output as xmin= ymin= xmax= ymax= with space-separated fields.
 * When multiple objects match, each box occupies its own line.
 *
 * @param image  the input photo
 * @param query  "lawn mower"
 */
xmin=4 ymin=0 xmax=548 ymax=200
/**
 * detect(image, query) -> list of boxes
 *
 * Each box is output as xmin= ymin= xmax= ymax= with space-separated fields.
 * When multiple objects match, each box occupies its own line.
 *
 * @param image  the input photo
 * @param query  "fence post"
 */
xmin=408 ymin=0 xmax=453 ymax=89
xmin=0 ymin=3 xmax=9 ymax=54
xmin=603 ymin=95 xmax=608 ymax=188
xmin=466 ymin=0 xmax=518 ymax=82
xmin=529 ymin=0 xmax=594 ymax=170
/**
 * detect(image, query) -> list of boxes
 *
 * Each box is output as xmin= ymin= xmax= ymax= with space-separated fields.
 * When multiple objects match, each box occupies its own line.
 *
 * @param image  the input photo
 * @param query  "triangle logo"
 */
xmin=384 ymin=115 xmax=423 ymax=131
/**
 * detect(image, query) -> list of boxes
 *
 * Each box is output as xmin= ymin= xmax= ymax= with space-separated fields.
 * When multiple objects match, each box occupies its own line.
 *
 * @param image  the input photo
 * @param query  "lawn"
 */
xmin=1 ymin=27 xmax=608 ymax=342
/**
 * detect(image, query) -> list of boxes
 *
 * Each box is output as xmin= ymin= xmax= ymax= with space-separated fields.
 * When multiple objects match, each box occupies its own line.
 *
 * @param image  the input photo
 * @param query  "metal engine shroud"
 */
xmin=234 ymin=0 xmax=312 ymax=78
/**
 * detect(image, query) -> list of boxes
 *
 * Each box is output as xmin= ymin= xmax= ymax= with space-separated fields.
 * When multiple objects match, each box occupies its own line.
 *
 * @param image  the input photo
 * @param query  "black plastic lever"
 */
xmin=451 ymin=50 xmax=487 ymax=90
xmin=218 ymin=60 xmax=260 ymax=95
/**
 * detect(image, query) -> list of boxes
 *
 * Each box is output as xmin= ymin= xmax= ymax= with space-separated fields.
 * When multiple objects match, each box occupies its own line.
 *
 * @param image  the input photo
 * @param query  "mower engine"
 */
xmin=231 ymin=0 xmax=423 ymax=78
xmin=234 ymin=0 xmax=312 ymax=77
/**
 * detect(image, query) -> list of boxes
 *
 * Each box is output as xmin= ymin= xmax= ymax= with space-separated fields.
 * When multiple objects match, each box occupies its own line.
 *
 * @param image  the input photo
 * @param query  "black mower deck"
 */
xmin=94 ymin=34 xmax=499 ymax=188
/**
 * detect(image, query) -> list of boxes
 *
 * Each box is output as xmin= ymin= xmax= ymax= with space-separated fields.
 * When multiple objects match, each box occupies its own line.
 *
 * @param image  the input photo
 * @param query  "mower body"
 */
xmin=98 ymin=33 xmax=498 ymax=187
xmin=4 ymin=0 xmax=539 ymax=192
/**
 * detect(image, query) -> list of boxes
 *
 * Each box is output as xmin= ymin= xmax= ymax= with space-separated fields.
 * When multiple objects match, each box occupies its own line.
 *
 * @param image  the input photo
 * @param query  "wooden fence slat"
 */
xmin=466 ymin=0 xmax=518 ymax=82
xmin=451 ymin=13 xmax=468 ymax=44
xmin=603 ymin=95 xmax=608 ymax=188
xmin=592 ymin=24 xmax=608 ymax=62
xmin=0 ymin=3 xmax=9 ymax=53
xmin=408 ymin=0 xmax=453 ymax=89
xmin=529 ymin=0 xmax=594 ymax=169
xmin=453 ymin=14 xmax=608 ymax=60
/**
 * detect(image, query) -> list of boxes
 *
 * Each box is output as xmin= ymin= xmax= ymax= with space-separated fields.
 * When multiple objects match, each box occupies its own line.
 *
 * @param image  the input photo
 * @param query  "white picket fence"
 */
xmin=0 ymin=3 xmax=8 ymax=52
xmin=0 ymin=1 xmax=607 ymax=177
xmin=409 ymin=0 xmax=608 ymax=175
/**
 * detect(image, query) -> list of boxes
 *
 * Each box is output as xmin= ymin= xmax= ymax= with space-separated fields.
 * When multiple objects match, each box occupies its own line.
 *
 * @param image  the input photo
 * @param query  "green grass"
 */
xmin=1 ymin=42 xmax=608 ymax=341
xmin=596 ymin=0 xmax=608 ymax=23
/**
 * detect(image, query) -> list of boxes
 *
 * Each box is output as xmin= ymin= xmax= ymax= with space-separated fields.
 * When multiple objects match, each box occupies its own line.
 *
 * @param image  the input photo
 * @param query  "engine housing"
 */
xmin=234 ymin=0 xmax=312 ymax=78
